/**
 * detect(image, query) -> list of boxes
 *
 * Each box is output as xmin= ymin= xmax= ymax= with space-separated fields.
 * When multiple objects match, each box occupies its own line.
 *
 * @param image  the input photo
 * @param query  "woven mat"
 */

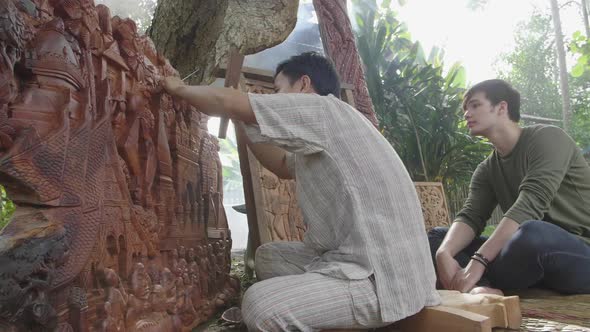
xmin=497 ymin=289 xmax=590 ymax=331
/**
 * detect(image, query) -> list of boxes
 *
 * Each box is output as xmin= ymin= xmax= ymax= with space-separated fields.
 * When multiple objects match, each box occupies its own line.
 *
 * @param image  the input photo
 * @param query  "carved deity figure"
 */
xmin=112 ymin=17 xmax=156 ymax=86
xmin=188 ymin=260 xmax=202 ymax=313
xmin=52 ymin=0 xmax=101 ymax=49
xmin=160 ymin=268 xmax=177 ymax=314
xmin=207 ymin=244 xmax=216 ymax=297
xmin=178 ymin=273 xmax=197 ymax=326
xmin=196 ymin=246 xmax=209 ymax=299
xmin=118 ymin=87 xmax=157 ymax=207
xmin=126 ymin=263 xmax=152 ymax=326
xmin=99 ymin=301 xmax=118 ymax=332
xmin=100 ymin=268 xmax=128 ymax=332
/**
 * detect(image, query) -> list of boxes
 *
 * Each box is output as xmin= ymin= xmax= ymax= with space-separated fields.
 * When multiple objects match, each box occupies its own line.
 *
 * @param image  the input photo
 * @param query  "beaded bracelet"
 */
xmin=473 ymin=252 xmax=490 ymax=266
xmin=470 ymin=255 xmax=488 ymax=269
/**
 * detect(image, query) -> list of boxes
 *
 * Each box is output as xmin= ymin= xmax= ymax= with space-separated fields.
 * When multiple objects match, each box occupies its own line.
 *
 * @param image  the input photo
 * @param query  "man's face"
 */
xmin=274 ymin=71 xmax=308 ymax=94
xmin=463 ymin=92 xmax=502 ymax=136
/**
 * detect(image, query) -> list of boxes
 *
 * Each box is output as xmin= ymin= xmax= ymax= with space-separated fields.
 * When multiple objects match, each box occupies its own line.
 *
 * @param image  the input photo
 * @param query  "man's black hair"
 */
xmin=463 ymin=79 xmax=521 ymax=122
xmin=275 ymin=51 xmax=341 ymax=97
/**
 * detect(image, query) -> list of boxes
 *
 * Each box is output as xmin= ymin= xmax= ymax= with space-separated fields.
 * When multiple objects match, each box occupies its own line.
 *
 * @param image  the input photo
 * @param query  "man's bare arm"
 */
xmin=435 ymin=222 xmax=476 ymax=289
xmin=163 ymin=77 xmax=292 ymax=179
xmin=163 ymin=77 xmax=256 ymax=124
xmin=473 ymin=217 xmax=519 ymax=262
xmin=449 ymin=217 xmax=520 ymax=292
xmin=236 ymin=123 xmax=293 ymax=179
xmin=437 ymin=222 xmax=476 ymax=258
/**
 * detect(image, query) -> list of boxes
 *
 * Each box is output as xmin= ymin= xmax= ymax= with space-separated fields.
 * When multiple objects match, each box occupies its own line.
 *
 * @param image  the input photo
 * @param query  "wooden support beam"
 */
xmin=218 ymin=49 xmax=245 ymax=139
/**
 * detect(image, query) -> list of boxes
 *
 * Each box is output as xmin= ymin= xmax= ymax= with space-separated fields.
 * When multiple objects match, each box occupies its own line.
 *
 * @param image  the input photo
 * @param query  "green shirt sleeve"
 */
xmin=454 ymin=160 xmax=498 ymax=236
xmin=504 ymin=126 xmax=576 ymax=224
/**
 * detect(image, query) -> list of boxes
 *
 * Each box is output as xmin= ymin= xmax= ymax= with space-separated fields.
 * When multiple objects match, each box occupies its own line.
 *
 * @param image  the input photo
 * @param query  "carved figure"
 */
xmin=100 ymin=268 xmax=128 ymax=332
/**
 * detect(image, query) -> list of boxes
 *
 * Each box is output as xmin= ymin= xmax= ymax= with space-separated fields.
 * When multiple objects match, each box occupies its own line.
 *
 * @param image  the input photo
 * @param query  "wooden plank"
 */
xmin=342 ymin=88 xmax=356 ymax=107
xmin=235 ymin=126 xmax=262 ymax=252
xmin=218 ymin=50 xmax=245 ymax=138
xmin=437 ymin=291 xmax=522 ymax=330
xmin=216 ymin=65 xmax=275 ymax=84
xmin=394 ymin=306 xmax=492 ymax=332
xmin=246 ymin=148 xmax=274 ymax=245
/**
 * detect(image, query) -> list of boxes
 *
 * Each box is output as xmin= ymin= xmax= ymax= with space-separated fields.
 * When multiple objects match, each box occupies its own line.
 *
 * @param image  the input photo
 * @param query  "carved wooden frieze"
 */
xmin=0 ymin=0 xmax=235 ymax=331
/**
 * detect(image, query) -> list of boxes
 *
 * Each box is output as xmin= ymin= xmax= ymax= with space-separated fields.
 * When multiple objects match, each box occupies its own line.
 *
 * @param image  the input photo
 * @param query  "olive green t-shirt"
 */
xmin=456 ymin=124 xmax=590 ymax=245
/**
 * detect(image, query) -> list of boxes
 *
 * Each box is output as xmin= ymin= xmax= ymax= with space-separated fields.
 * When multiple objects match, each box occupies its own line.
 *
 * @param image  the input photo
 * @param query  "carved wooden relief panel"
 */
xmin=0 ymin=1 xmax=236 ymax=331
xmin=243 ymin=81 xmax=306 ymax=244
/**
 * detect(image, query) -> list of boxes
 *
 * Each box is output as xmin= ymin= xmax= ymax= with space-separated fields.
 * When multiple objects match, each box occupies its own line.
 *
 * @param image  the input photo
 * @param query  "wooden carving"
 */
xmin=391 ymin=290 xmax=522 ymax=332
xmin=0 ymin=1 xmax=237 ymax=331
xmin=244 ymin=81 xmax=306 ymax=244
xmin=313 ymin=0 xmax=378 ymax=127
xmin=414 ymin=182 xmax=451 ymax=231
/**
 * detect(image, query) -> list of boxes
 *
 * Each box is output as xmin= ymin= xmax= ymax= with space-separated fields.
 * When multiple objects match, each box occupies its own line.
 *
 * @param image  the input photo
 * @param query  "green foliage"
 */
xmin=0 ymin=186 xmax=15 ymax=230
xmin=482 ymin=225 xmax=496 ymax=237
xmin=467 ymin=0 xmax=491 ymax=11
xmin=570 ymin=30 xmax=590 ymax=78
xmin=497 ymin=13 xmax=590 ymax=151
xmin=353 ymin=0 xmax=491 ymax=188
xmin=218 ymin=138 xmax=243 ymax=197
xmin=570 ymin=76 xmax=590 ymax=151
xmin=571 ymin=31 xmax=590 ymax=150
xmin=496 ymin=13 xmax=562 ymax=120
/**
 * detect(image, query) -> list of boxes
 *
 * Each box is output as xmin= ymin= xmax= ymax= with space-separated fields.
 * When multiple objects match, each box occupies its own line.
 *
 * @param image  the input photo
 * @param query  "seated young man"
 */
xmin=161 ymin=52 xmax=440 ymax=331
xmin=429 ymin=79 xmax=590 ymax=296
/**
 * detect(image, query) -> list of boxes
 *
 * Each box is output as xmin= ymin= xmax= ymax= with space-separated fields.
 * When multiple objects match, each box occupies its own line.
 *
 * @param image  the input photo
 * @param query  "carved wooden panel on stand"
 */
xmin=414 ymin=182 xmax=452 ymax=231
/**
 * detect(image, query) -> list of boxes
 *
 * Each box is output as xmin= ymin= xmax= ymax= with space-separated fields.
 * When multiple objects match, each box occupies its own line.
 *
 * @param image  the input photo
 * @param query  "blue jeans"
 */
xmin=428 ymin=220 xmax=590 ymax=294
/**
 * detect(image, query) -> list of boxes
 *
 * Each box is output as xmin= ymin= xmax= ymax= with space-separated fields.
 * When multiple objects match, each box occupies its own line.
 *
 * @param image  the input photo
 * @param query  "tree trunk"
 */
xmin=550 ymin=0 xmax=571 ymax=132
xmin=148 ymin=0 xmax=299 ymax=84
xmin=583 ymin=0 xmax=590 ymax=38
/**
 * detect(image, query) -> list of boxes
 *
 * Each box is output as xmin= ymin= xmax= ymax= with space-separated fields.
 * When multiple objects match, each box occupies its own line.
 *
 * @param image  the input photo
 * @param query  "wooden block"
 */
xmin=377 ymin=291 xmax=521 ymax=332
xmin=392 ymin=306 xmax=492 ymax=332
xmin=438 ymin=290 xmax=522 ymax=330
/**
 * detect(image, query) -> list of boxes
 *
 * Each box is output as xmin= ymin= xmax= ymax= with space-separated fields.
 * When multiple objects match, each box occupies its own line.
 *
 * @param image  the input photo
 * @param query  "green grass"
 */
xmin=482 ymin=225 xmax=496 ymax=237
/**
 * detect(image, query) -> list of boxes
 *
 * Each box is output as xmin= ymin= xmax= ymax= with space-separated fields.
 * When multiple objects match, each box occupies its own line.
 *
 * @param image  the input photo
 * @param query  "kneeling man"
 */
xmin=430 ymin=79 xmax=590 ymax=296
xmin=161 ymin=52 xmax=440 ymax=331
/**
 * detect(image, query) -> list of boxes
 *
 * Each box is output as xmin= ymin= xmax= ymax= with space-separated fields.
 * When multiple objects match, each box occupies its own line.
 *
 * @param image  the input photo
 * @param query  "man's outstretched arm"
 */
xmin=162 ymin=77 xmax=293 ymax=179
xmin=162 ymin=77 xmax=256 ymax=124
xmin=235 ymin=122 xmax=293 ymax=179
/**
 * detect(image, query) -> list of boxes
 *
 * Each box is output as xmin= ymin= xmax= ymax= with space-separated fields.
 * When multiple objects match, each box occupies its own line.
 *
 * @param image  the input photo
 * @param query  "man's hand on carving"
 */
xmin=160 ymin=76 xmax=185 ymax=96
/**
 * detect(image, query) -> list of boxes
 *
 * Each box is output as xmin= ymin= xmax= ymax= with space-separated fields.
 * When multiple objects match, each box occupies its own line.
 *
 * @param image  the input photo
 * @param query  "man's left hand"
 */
xmin=450 ymin=260 xmax=486 ymax=293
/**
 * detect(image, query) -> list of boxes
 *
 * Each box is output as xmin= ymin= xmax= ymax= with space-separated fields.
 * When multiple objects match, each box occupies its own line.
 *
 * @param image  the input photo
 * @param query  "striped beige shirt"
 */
xmin=244 ymin=92 xmax=441 ymax=322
